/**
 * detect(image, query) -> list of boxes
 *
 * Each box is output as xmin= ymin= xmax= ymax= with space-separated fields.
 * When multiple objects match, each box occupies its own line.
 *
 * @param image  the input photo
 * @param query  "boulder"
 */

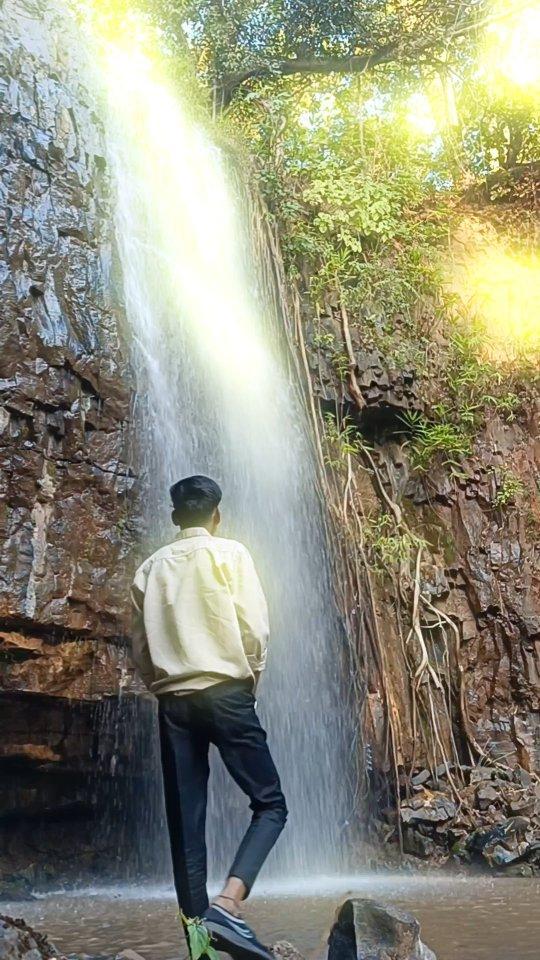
xmin=327 ymin=900 xmax=436 ymax=960
xmin=402 ymin=829 xmax=437 ymax=860
xmin=400 ymin=794 xmax=456 ymax=825
xmin=271 ymin=943 xmax=306 ymax=960
xmin=0 ymin=916 xmax=63 ymax=960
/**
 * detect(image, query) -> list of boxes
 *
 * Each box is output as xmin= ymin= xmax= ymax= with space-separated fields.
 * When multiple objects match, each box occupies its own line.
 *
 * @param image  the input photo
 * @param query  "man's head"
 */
xmin=170 ymin=475 xmax=222 ymax=533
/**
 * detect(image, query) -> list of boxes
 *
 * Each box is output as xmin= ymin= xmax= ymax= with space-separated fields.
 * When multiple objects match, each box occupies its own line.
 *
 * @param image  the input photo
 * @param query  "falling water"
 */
xmin=102 ymin=45 xmax=357 ymax=882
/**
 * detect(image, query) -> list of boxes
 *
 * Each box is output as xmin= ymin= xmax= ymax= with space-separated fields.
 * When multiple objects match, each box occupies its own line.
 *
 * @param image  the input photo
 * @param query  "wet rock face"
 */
xmin=0 ymin=0 xmax=137 ymax=647
xmin=310 ymin=312 xmax=423 ymax=436
xmin=306 ymin=288 xmax=539 ymax=863
xmin=327 ymin=900 xmax=436 ymax=960
xmin=0 ymin=0 xmax=144 ymax=677
xmin=363 ymin=397 xmax=540 ymax=861
xmin=0 ymin=690 xmax=164 ymax=898
xmin=0 ymin=0 xmax=145 ymax=894
xmin=427 ymin=413 xmax=540 ymax=775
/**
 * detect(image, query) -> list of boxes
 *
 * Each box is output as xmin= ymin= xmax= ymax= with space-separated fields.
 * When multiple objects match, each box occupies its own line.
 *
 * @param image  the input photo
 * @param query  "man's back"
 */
xmin=129 ymin=475 xmax=286 ymax=948
xmin=131 ymin=526 xmax=269 ymax=696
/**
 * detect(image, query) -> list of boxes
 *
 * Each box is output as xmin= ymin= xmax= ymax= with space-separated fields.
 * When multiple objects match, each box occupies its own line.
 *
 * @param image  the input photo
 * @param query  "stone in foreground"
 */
xmin=0 ymin=915 xmax=64 ymax=960
xmin=327 ymin=899 xmax=436 ymax=960
xmin=272 ymin=942 xmax=306 ymax=960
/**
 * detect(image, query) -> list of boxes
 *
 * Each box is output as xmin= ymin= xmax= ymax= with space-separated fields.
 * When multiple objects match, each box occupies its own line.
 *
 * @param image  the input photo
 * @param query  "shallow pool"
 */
xmin=4 ymin=875 xmax=540 ymax=960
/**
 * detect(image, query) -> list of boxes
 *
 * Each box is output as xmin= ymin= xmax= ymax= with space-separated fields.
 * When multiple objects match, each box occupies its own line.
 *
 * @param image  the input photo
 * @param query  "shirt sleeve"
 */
xmin=231 ymin=546 xmax=269 ymax=673
xmin=130 ymin=565 xmax=155 ymax=690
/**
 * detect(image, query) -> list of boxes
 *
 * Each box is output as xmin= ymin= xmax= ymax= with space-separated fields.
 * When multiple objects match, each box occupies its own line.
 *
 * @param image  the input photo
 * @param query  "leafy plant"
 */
xmin=364 ymin=513 xmax=425 ymax=570
xmin=181 ymin=914 xmax=219 ymax=960
xmin=312 ymin=332 xmax=336 ymax=349
xmin=487 ymin=392 xmax=521 ymax=421
xmin=332 ymin=351 xmax=351 ymax=381
xmin=493 ymin=469 xmax=525 ymax=507
xmin=401 ymin=411 xmax=472 ymax=471
xmin=323 ymin=413 xmax=368 ymax=468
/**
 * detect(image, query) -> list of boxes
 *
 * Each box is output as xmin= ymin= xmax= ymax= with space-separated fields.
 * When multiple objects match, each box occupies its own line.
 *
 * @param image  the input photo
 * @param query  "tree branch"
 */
xmin=217 ymin=1 xmax=536 ymax=109
xmin=220 ymin=43 xmax=401 ymax=106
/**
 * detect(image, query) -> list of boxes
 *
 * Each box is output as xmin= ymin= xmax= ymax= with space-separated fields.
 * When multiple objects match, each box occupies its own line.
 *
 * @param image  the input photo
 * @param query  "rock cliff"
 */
xmin=0 ymin=0 xmax=152 ymax=896
xmin=301 ymin=254 xmax=540 ymax=870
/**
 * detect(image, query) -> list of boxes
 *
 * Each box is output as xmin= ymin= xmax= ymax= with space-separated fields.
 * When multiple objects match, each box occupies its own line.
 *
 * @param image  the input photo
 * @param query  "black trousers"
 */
xmin=158 ymin=680 xmax=287 ymax=918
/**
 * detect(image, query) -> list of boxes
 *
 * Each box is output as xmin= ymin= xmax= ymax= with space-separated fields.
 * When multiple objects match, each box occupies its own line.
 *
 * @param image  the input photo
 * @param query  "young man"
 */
xmin=130 ymin=475 xmax=287 ymax=960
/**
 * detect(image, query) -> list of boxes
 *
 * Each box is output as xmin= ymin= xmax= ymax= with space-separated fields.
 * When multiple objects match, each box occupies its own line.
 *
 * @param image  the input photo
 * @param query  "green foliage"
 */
xmin=332 ymin=351 xmax=350 ymax=381
xmin=401 ymin=411 xmax=472 ymax=472
xmin=364 ymin=513 xmax=426 ymax=570
xmin=181 ymin=915 xmax=219 ymax=960
xmin=312 ymin=332 xmax=335 ymax=349
xmin=145 ymin=1 xmax=482 ymax=91
xmin=493 ymin=469 xmax=525 ymax=507
xmin=323 ymin=413 xmax=368 ymax=468
xmin=134 ymin=0 xmax=538 ymax=480
xmin=458 ymin=77 xmax=540 ymax=177
xmin=239 ymin=76 xmax=448 ymax=315
xmin=436 ymin=324 xmax=525 ymax=434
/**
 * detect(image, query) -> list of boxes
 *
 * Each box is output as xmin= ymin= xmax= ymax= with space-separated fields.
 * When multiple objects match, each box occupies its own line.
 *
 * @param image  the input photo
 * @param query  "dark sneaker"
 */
xmin=202 ymin=905 xmax=273 ymax=960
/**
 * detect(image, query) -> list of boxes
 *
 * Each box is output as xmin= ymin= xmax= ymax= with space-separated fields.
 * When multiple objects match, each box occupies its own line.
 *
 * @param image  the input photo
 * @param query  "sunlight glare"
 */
xmin=406 ymin=92 xmax=438 ymax=137
xmin=88 ymin=8 xmax=270 ymax=387
xmin=454 ymin=247 xmax=540 ymax=364
xmin=481 ymin=2 xmax=540 ymax=96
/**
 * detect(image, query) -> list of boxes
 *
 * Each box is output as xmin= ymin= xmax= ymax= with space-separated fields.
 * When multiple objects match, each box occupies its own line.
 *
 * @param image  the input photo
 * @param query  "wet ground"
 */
xmin=5 ymin=875 xmax=540 ymax=960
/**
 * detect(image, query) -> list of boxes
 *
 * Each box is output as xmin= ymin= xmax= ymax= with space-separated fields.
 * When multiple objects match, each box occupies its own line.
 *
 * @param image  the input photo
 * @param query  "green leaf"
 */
xmin=182 ymin=916 xmax=215 ymax=960
xmin=187 ymin=925 xmax=207 ymax=960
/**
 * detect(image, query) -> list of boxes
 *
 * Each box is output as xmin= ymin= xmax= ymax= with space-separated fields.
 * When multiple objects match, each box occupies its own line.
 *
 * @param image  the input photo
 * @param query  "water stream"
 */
xmin=8 ymin=877 xmax=540 ymax=959
xmin=102 ymin=43 xmax=357 ymax=881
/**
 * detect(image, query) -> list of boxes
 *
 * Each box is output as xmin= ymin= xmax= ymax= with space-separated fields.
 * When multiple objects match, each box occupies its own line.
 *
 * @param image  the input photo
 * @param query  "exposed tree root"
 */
xmin=247 ymin=187 xmax=535 ymax=851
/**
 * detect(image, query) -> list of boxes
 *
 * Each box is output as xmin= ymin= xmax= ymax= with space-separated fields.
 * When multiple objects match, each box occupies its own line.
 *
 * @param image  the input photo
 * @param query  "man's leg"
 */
xmin=158 ymin=693 xmax=210 ymax=918
xmin=209 ymin=683 xmax=287 ymax=903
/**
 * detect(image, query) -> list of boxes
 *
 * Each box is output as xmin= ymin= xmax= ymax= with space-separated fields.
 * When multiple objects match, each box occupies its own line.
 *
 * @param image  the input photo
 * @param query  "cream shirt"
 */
xmin=130 ymin=527 xmax=269 ymax=695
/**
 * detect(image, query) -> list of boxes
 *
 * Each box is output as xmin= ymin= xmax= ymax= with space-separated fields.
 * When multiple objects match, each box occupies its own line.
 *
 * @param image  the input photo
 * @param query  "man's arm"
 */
xmin=232 ymin=546 xmax=269 ymax=678
xmin=130 ymin=569 xmax=155 ymax=691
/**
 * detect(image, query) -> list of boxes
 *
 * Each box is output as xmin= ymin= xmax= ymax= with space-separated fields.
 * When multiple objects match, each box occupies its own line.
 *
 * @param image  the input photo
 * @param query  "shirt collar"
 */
xmin=175 ymin=527 xmax=212 ymax=540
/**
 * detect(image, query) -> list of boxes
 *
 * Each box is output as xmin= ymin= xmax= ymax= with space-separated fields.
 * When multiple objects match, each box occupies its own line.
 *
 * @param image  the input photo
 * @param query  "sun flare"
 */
xmin=481 ymin=2 xmax=540 ymax=97
xmin=452 ymin=245 xmax=540 ymax=365
xmin=85 ymin=4 xmax=271 ymax=387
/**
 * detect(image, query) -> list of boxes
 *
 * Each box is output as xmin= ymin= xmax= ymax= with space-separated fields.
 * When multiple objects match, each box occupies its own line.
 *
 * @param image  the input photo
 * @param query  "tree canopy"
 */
xmin=149 ymin=0 xmax=492 ymax=105
xmin=131 ymin=0 xmax=540 ymax=395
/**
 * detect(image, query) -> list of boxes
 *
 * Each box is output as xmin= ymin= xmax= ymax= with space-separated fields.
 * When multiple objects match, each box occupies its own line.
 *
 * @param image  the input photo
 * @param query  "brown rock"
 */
xmin=0 ymin=744 xmax=60 ymax=762
xmin=272 ymin=942 xmax=306 ymax=960
xmin=328 ymin=900 xmax=436 ymax=960
xmin=0 ymin=915 xmax=64 ymax=960
xmin=0 ymin=0 xmax=138 ymax=649
xmin=0 ymin=0 xmax=147 ymax=891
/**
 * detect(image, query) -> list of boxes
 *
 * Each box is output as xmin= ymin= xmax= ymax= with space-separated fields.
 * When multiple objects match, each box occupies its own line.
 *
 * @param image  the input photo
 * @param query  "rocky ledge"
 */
xmin=390 ymin=762 xmax=540 ymax=875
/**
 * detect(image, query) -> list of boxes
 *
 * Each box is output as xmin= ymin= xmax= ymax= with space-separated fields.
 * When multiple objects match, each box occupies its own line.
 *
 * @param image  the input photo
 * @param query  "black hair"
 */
xmin=170 ymin=475 xmax=222 ymax=527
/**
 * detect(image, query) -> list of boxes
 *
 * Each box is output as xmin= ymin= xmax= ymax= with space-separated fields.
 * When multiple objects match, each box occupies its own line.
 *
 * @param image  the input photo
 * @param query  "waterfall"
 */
xmin=102 ymin=45 xmax=357 ymax=883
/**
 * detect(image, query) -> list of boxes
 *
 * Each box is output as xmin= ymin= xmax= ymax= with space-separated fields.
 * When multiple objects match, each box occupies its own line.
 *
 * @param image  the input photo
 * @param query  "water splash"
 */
xmin=101 ymin=40 xmax=357 ymax=880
